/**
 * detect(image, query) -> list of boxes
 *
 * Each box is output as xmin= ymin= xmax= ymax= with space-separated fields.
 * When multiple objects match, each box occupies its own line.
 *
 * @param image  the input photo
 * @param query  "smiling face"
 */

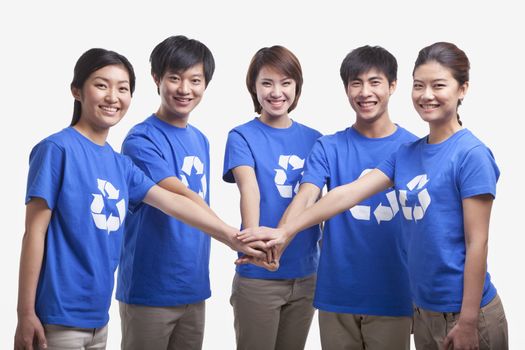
xmin=256 ymin=66 xmax=296 ymax=121
xmin=412 ymin=61 xmax=468 ymax=126
xmin=346 ymin=68 xmax=396 ymax=125
xmin=155 ymin=63 xmax=206 ymax=126
xmin=72 ymin=64 xmax=131 ymax=134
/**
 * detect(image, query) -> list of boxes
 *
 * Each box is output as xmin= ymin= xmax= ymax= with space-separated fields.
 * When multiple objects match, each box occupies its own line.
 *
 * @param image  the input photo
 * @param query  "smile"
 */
xmin=358 ymin=101 xmax=377 ymax=108
xmin=420 ymin=103 xmax=439 ymax=110
xmin=100 ymin=105 xmax=119 ymax=113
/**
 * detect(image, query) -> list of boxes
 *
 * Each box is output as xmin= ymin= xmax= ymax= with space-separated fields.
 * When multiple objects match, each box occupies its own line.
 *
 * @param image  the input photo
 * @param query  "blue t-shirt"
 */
xmin=223 ymin=118 xmax=322 ymax=279
xmin=377 ymin=129 xmax=499 ymax=312
xmin=117 ymin=115 xmax=211 ymax=306
xmin=302 ymin=126 xmax=417 ymax=316
xmin=25 ymin=127 xmax=154 ymax=328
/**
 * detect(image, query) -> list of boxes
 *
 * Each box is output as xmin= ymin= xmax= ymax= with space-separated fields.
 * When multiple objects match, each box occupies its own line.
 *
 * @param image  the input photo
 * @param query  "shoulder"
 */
xmin=293 ymin=121 xmax=322 ymax=138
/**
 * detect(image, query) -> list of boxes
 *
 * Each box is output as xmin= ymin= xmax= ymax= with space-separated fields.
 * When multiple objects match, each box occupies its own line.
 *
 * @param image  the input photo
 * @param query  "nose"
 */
xmin=270 ymin=84 xmax=282 ymax=97
xmin=177 ymin=80 xmax=190 ymax=95
xmin=422 ymin=86 xmax=434 ymax=101
xmin=105 ymin=88 xmax=118 ymax=103
xmin=359 ymin=83 xmax=371 ymax=97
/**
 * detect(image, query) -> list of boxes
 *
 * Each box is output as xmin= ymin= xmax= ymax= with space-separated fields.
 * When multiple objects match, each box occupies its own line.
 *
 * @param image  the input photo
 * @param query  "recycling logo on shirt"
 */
xmin=90 ymin=179 xmax=126 ymax=234
xmin=349 ymin=169 xmax=400 ymax=223
xmin=274 ymin=155 xmax=304 ymax=198
xmin=398 ymin=174 xmax=431 ymax=221
xmin=180 ymin=156 xmax=207 ymax=199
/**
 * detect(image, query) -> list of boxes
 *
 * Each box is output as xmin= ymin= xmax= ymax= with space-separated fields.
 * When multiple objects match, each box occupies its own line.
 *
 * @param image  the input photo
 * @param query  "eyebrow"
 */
xmin=93 ymin=76 xmax=130 ymax=84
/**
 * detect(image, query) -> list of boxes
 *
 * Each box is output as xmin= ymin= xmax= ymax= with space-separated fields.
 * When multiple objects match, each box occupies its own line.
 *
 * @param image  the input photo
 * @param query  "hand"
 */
xmin=235 ymin=247 xmax=280 ymax=271
xmin=14 ymin=313 xmax=47 ymax=349
xmin=443 ymin=319 xmax=479 ymax=350
xmin=228 ymin=234 xmax=269 ymax=261
xmin=237 ymin=226 xmax=288 ymax=248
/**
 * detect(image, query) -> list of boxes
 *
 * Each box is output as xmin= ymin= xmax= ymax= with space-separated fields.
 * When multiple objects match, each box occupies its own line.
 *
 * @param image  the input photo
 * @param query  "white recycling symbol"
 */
xmin=180 ymin=156 xmax=207 ymax=199
xmin=349 ymin=169 xmax=400 ymax=224
xmin=90 ymin=179 xmax=126 ymax=234
xmin=399 ymin=174 xmax=431 ymax=221
xmin=274 ymin=155 xmax=305 ymax=198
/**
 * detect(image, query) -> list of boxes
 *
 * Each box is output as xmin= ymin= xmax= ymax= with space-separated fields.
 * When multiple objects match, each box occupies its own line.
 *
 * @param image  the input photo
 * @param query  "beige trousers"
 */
xmin=413 ymin=294 xmax=508 ymax=350
xmin=230 ymin=273 xmax=316 ymax=350
xmin=319 ymin=311 xmax=412 ymax=350
xmin=119 ymin=301 xmax=205 ymax=350
xmin=42 ymin=324 xmax=108 ymax=350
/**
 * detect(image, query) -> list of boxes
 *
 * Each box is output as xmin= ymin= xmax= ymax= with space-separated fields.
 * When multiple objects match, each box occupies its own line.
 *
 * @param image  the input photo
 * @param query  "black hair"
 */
xmin=413 ymin=42 xmax=470 ymax=126
xmin=340 ymin=45 xmax=397 ymax=88
xmin=70 ymin=48 xmax=135 ymax=126
xmin=150 ymin=35 xmax=215 ymax=89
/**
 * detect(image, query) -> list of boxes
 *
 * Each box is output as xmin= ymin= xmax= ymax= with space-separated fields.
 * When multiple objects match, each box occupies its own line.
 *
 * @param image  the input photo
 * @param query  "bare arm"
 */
xmin=143 ymin=185 xmax=266 ymax=259
xmin=14 ymin=198 xmax=50 ymax=349
xmin=238 ymin=169 xmax=392 ymax=246
xmin=158 ymin=176 xmax=218 ymax=218
xmin=443 ymin=194 xmax=493 ymax=349
xmin=232 ymin=166 xmax=260 ymax=230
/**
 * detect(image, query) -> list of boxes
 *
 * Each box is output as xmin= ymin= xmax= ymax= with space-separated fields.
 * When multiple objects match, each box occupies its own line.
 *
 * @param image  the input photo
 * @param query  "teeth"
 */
xmin=101 ymin=106 xmax=118 ymax=112
xmin=422 ymin=104 xmax=439 ymax=109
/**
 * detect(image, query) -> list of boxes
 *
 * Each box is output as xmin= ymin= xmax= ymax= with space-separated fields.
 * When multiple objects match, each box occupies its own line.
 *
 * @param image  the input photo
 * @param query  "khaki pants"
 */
xmin=119 ymin=301 xmax=205 ymax=350
xmin=42 ymin=324 xmax=108 ymax=350
xmin=413 ymin=294 xmax=508 ymax=350
xmin=230 ymin=273 xmax=316 ymax=350
xmin=319 ymin=311 xmax=412 ymax=350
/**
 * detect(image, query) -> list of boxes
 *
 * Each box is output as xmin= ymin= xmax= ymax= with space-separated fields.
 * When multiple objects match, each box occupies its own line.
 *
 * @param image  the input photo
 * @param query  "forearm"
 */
xmin=460 ymin=240 xmax=488 ymax=324
xmin=17 ymin=232 xmax=46 ymax=317
xmin=239 ymin=189 xmax=260 ymax=229
xmin=158 ymin=177 xmax=218 ymax=218
xmin=144 ymin=186 xmax=236 ymax=244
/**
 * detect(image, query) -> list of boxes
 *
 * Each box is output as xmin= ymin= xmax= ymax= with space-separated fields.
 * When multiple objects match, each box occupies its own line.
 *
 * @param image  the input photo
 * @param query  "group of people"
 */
xmin=14 ymin=35 xmax=508 ymax=350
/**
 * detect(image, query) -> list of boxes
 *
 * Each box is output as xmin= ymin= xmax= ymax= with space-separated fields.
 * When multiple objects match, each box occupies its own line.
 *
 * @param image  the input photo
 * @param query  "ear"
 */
xmin=459 ymin=81 xmax=469 ymax=100
xmin=71 ymin=86 xmax=81 ymax=101
xmin=152 ymin=73 xmax=161 ymax=87
xmin=389 ymin=80 xmax=397 ymax=95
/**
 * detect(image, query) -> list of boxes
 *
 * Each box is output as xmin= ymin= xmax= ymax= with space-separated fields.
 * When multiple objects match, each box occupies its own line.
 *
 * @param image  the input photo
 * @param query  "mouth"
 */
xmin=99 ymin=105 xmax=119 ymax=114
xmin=267 ymin=99 xmax=286 ymax=107
xmin=357 ymin=101 xmax=377 ymax=109
xmin=420 ymin=103 xmax=440 ymax=111
xmin=174 ymin=96 xmax=193 ymax=103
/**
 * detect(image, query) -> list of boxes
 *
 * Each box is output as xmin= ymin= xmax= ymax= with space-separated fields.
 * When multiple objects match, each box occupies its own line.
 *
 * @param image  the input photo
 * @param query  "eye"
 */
xmin=412 ymin=83 xmax=423 ymax=89
xmin=261 ymin=81 xmax=271 ymax=87
xmin=371 ymin=80 xmax=381 ymax=86
xmin=169 ymin=75 xmax=180 ymax=82
xmin=95 ymin=83 xmax=107 ymax=89
xmin=191 ymin=78 xmax=202 ymax=85
xmin=282 ymin=80 xmax=293 ymax=86
xmin=433 ymin=83 xmax=446 ymax=89
xmin=350 ymin=81 xmax=361 ymax=87
xmin=119 ymin=86 xmax=130 ymax=93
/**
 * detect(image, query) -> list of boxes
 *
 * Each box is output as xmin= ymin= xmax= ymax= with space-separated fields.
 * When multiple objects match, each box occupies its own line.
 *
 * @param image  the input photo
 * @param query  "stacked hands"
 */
xmin=229 ymin=227 xmax=289 ymax=271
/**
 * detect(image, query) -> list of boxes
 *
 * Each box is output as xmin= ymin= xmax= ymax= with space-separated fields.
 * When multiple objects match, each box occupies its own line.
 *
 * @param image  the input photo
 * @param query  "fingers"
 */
xmin=36 ymin=325 xmax=47 ymax=349
xmin=442 ymin=335 xmax=452 ymax=350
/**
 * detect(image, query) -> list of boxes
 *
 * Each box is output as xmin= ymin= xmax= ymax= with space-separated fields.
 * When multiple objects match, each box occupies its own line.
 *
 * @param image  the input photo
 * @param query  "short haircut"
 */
xmin=340 ymin=45 xmax=397 ymax=88
xmin=246 ymin=45 xmax=303 ymax=114
xmin=150 ymin=35 xmax=215 ymax=86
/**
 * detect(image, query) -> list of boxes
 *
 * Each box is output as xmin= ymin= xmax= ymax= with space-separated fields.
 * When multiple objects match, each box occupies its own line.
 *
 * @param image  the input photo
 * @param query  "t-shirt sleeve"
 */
xmin=458 ymin=145 xmax=500 ymax=199
xmin=122 ymin=132 xmax=173 ymax=184
xmin=126 ymin=159 xmax=156 ymax=209
xmin=222 ymin=130 xmax=255 ymax=183
xmin=376 ymin=148 xmax=397 ymax=181
xmin=25 ymin=140 xmax=64 ymax=209
xmin=300 ymin=139 xmax=329 ymax=189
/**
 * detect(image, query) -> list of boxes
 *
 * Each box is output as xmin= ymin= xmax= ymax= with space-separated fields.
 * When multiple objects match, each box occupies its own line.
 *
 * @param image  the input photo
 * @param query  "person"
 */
xmin=222 ymin=45 xmax=322 ymax=350
xmin=275 ymin=45 xmax=416 ymax=350
xmin=14 ymin=47 xmax=266 ymax=350
xmin=238 ymin=42 xmax=508 ymax=350
xmin=116 ymin=35 xmax=229 ymax=350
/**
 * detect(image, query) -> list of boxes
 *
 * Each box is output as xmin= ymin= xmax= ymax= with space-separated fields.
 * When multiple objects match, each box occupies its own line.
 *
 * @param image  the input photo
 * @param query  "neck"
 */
xmin=259 ymin=113 xmax=292 ymax=129
xmin=428 ymin=118 xmax=462 ymax=144
xmin=353 ymin=115 xmax=396 ymax=138
xmin=73 ymin=123 xmax=108 ymax=146
xmin=156 ymin=108 xmax=189 ymax=128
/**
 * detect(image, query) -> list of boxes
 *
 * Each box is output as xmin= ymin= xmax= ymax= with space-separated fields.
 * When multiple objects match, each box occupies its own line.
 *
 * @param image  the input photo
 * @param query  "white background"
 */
xmin=2 ymin=1 xmax=523 ymax=348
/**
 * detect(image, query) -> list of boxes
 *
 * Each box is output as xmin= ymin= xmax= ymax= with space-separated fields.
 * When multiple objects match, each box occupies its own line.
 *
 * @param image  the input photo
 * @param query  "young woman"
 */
xmin=239 ymin=42 xmax=508 ymax=350
xmin=14 ymin=48 xmax=266 ymax=350
xmin=222 ymin=45 xmax=322 ymax=350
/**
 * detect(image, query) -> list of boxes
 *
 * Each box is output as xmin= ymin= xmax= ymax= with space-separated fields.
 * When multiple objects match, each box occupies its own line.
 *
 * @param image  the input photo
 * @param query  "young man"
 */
xmin=116 ymin=35 xmax=247 ymax=350
xmin=280 ymin=46 xmax=418 ymax=349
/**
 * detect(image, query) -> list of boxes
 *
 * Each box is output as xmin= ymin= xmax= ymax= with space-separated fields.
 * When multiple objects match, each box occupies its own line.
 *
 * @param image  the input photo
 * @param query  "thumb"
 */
xmin=36 ymin=326 xmax=47 ymax=349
